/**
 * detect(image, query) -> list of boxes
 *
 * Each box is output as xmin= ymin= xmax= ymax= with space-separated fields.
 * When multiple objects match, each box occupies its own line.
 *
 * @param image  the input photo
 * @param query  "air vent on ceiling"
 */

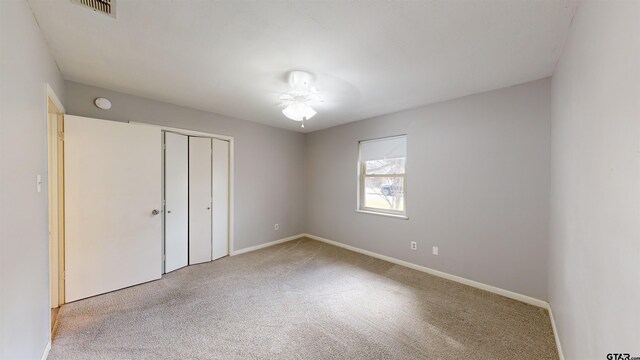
xmin=70 ymin=0 xmax=116 ymax=18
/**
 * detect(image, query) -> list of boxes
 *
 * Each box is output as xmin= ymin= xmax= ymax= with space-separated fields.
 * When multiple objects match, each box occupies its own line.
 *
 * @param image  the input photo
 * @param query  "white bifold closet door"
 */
xmin=188 ymin=137 xmax=213 ymax=265
xmin=166 ymin=135 xmax=229 ymax=269
xmin=64 ymin=116 xmax=162 ymax=302
xmin=211 ymin=138 xmax=229 ymax=260
xmin=164 ymin=132 xmax=189 ymax=273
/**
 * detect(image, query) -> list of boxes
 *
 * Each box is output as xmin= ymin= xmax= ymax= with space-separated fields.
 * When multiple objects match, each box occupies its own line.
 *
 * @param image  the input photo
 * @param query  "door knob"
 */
xmin=152 ymin=209 xmax=161 ymax=215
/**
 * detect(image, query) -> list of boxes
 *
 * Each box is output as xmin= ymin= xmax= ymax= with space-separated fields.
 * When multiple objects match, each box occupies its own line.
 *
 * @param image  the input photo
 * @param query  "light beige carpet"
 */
xmin=50 ymin=238 xmax=558 ymax=359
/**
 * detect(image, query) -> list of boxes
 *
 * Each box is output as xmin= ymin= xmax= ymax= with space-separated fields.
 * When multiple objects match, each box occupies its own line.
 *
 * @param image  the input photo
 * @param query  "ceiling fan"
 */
xmin=279 ymin=71 xmax=323 ymax=128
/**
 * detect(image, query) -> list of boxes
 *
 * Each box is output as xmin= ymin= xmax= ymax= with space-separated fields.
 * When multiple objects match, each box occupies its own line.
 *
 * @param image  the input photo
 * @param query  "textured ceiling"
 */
xmin=28 ymin=0 xmax=576 ymax=132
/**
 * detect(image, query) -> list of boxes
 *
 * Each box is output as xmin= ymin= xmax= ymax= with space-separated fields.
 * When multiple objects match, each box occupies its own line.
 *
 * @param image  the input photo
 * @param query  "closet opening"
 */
xmin=162 ymin=130 xmax=231 ymax=274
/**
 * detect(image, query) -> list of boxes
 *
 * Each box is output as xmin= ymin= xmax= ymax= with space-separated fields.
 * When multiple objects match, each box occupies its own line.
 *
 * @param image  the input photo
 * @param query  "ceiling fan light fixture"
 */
xmin=282 ymin=102 xmax=317 ymax=121
xmin=280 ymin=70 xmax=322 ymax=127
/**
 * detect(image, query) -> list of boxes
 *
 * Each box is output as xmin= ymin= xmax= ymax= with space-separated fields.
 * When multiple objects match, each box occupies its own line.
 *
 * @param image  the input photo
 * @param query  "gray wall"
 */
xmin=549 ymin=1 xmax=640 ymax=358
xmin=306 ymin=79 xmax=551 ymax=300
xmin=0 ymin=0 xmax=66 ymax=358
xmin=64 ymin=81 xmax=307 ymax=252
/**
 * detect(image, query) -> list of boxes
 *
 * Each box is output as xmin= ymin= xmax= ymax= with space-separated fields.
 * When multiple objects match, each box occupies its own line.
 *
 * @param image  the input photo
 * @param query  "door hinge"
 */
xmin=162 ymin=199 xmax=166 ymax=206
xmin=58 ymin=131 xmax=64 ymax=141
xmin=162 ymin=143 xmax=166 ymax=150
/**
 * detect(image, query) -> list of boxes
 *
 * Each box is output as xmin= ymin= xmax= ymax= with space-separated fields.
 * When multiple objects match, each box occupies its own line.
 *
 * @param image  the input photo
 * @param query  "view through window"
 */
xmin=358 ymin=135 xmax=407 ymax=216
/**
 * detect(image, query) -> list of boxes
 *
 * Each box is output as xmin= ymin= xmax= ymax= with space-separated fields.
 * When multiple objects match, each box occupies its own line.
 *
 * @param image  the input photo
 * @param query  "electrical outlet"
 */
xmin=432 ymin=246 xmax=439 ymax=256
xmin=410 ymin=241 xmax=417 ymax=250
xmin=274 ymin=224 xmax=279 ymax=231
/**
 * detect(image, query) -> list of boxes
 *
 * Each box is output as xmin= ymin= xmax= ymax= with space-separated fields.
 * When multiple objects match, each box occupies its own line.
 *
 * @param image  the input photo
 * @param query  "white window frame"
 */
xmin=357 ymin=135 xmax=408 ymax=219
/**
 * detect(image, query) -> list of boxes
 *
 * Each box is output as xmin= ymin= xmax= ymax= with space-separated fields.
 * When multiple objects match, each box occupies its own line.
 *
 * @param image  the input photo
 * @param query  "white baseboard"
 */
xmin=40 ymin=340 xmax=51 ymax=360
xmin=303 ymin=233 xmax=549 ymax=308
xmin=230 ymin=233 xmax=305 ymax=256
xmin=545 ymin=304 xmax=564 ymax=360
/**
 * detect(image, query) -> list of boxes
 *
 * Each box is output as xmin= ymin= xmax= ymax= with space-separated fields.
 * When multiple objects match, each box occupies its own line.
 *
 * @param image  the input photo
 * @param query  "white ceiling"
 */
xmin=28 ymin=0 xmax=576 ymax=133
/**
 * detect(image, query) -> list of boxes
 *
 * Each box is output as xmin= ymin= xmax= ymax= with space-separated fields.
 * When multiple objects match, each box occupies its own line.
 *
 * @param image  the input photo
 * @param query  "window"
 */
xmin=358 ymin=135 xmax=407 ymax=217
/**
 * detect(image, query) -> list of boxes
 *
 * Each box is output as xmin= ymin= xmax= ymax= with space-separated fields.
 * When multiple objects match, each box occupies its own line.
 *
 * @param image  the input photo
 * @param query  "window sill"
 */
xmin=356 ymin=209 xmax=409 ymax=220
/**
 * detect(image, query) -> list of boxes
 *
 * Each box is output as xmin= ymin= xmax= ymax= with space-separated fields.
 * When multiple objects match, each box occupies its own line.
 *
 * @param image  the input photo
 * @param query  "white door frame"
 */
xmin=45 ymin=83 xmax=65 ymax=337
xmin=132 ymin=122 xmax=235 ymax=260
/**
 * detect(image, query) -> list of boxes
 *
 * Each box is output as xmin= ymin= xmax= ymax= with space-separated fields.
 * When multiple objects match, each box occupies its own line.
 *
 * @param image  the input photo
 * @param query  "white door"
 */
xmin=64 ymin=116 xmax=162 ymax=302
xmin=164 ymin=132 xmax=189 ymax=273
xmin=212 ymin=139 xmax=229 ymax=260
xmin=189 ymin=137 xmax=212 ymax=264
